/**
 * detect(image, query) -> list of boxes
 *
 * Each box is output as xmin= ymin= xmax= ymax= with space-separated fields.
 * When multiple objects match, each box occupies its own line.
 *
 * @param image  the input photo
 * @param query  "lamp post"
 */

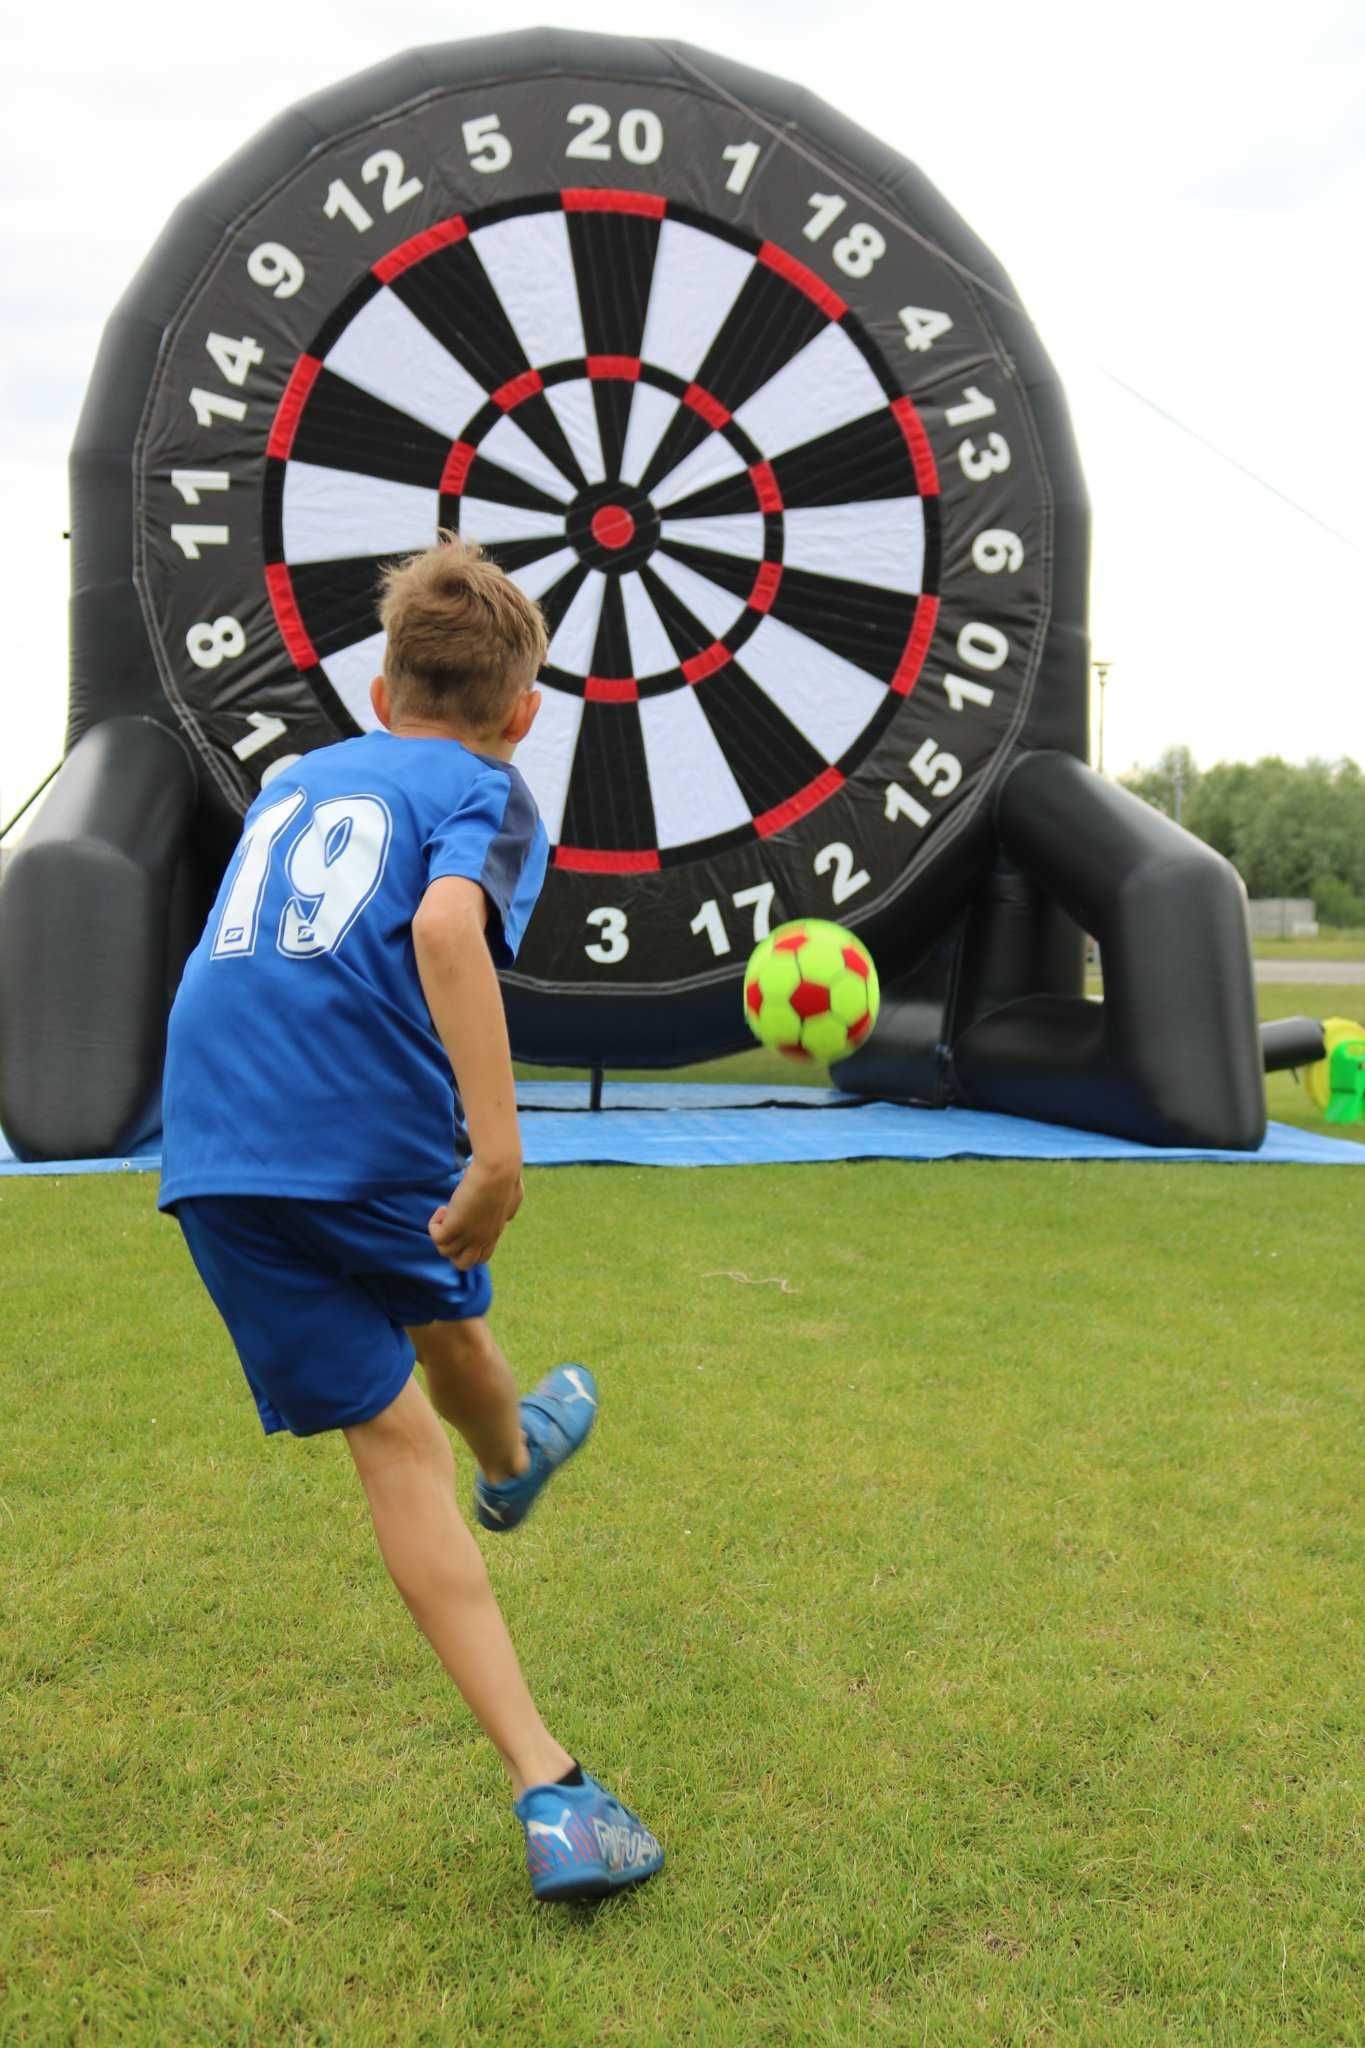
xmin=1092 ymin=660 xmax=1113 ymax=776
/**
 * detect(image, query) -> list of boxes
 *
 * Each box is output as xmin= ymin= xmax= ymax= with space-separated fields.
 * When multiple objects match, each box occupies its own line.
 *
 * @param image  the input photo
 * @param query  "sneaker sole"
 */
xmin=533 ymin=1856 xmax=664 ymax=1902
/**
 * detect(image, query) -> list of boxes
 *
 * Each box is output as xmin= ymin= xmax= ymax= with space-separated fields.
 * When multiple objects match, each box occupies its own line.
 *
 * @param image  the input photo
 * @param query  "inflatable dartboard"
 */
xmin=68 ymin=30 xmax=1089 ymax=1067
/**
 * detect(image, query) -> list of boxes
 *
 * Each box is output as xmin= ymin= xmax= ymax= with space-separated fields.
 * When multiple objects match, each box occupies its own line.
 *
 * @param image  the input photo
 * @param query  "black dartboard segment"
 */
xmin=125 ymin=36 xmax=1079 ymax=1053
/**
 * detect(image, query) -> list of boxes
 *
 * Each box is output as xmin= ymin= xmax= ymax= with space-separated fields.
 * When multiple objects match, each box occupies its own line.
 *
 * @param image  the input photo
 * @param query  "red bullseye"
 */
xmin=590 ymin=504 xmax=636 ymax=551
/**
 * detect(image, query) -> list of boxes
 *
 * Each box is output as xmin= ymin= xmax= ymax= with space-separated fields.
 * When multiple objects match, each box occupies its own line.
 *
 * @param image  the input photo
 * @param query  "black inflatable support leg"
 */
xmin=0 ymin=717 xmax=198 ymax=1160
xmin=956 ymin=752 xmax=1265 ymax=1149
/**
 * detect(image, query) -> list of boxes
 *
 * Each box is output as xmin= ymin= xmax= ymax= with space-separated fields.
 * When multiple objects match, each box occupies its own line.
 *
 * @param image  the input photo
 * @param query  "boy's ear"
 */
xmin=370 ymin=674 xmax=392 ymax=729
xmin=501 ymin=686 xmax=541 ymax=746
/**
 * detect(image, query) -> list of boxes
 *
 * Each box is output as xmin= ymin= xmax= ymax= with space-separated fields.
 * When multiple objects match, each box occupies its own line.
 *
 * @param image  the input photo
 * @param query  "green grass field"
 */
xmin=3 ymin=979 xmax=1362 ymax=2044
xmin=1252 ymin=929 xmax=1365 ymax=962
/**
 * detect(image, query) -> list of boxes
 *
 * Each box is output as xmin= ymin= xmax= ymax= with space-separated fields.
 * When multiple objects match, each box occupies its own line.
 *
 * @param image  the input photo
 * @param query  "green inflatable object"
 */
xmin=1303 ymin=1018 xmax=1365 ymax=1125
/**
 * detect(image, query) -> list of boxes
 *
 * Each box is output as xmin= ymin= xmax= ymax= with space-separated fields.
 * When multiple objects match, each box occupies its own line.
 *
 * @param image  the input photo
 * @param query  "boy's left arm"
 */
xmin=412 ymin=876 xmax=524 ymax=1270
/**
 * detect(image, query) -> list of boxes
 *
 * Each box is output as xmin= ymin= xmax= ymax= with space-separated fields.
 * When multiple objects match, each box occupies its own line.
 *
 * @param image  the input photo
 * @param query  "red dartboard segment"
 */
xmin=891 ymin=598 xmax=940 ymax=696
xmin=747 ymin=561 xmax=783 ymax=613
xmin=681 ymin=382 xmax=731 ymax=430
xmin=264 ymin=563 xmax=319 ymax=670
xmin=681 ymin=642 xmax=732 ymax=685
xmin=372 ymin=214 xmax=468 ymax=283
xmin=554 ymin=846 xmax=662 ymax=874
xmin=586 ymin=355 xmax=642 ymax=381
xmin=757 ymin=240 xmax=848 ymax=321
xmin=890 ymin=396 xmax=940 ymax=497
xmin=561 ymin=187 xmax=668 ymax=216
xmin=755 ymin=768 xmax=846 ymax=839
xmin=266 ymin=355 xmax=323 ymax=462
xmin=590 ymin=505 xmax=637 ymax=550
xmin=439 ymin=441 xmax=477 ymax=495
xmin=492 ymin=368 xmax=544 ymax=412
xmin=584 ymin=675 xmax=640 ymax=702
xmin=748 ymin=462 xmax=783 ymax=514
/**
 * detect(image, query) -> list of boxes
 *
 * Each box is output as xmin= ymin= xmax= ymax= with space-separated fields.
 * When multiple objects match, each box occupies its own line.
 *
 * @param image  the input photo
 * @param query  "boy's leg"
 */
xmin=409 ymin=1316 xmax=528 ymax=1483
xmin=344 ymin=1375 xmax=573 ymax=1796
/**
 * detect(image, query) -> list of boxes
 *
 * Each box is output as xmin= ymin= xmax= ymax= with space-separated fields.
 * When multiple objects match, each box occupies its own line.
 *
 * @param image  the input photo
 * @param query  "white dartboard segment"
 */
xmin=479 ymin=416 xmax=577 ymax=503
xmin=620 ymin=384 xmax=681 ymax=487
xmin=282 ymin=464 xmax=438 ymax=565
xmin=509 ymin=547 xmax=580 ymax=600
xmin=319 ymin=630 xmax=387 ymax=729
xmin=650 ymin=435 xmax=749 ymax=510
xmin=544 ymin=379 xmax=607 ymax=483
xmin=507 ymin=683 xmax=584 ymax=843
xmin=738 ymin=614 xmax=888 ymax=761
xmin=547 ymin=570 xmax=607 ymax=672
xmin=325 ymin=289 xmax=488 ymax=441
xmin=639 ymin=220 xmax=754 ymax=383
xmin=638 ymin=689 xmax=753 ymax=848
xmin=471 ymin=212 xmax=588 ymax=366
xmin=646 ymin=552 xmax=746 ymax=641
xmin=659 ymin=511 xmax=765 ymax=562
xmin=457 ymin=499 xmax=568 ymax=546
xmin=733 ymin=324 xmax=887 ymax=461
xmin=620 ymin=572 xmax=680 ymax=678
xmin=782 ymin=500 xmax=926 ymax=595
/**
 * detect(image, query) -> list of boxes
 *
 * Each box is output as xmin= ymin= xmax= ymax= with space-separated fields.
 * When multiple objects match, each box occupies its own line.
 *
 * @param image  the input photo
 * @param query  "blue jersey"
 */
xmin=159 ymin=731 xmax=547 ymax=1206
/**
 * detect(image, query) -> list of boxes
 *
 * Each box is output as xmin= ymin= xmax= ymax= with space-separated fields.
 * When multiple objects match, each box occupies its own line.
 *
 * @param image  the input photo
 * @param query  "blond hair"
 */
xmin=378 ymin=534 xmax=548 ymax=733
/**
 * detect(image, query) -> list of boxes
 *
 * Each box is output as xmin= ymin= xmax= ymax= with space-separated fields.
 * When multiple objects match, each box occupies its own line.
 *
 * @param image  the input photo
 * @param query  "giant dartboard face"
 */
xmin=134 ymin=41 xmax=1060 ymax=1059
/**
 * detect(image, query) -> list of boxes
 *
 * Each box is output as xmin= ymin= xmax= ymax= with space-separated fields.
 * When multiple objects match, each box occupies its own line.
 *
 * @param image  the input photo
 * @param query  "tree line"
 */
xmin=1119 ymin=752 xmax=1365 ymax=925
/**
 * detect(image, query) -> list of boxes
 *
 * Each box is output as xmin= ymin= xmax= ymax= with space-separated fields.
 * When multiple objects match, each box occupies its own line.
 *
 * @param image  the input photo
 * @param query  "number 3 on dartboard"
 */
xmin=585 ymin=907 xmax=629 ymax=963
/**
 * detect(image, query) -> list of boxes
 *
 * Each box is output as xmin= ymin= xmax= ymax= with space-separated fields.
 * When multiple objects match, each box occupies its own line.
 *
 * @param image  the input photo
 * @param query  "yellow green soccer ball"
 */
xmin=743 ymin=919 xmax=880 ymax=1063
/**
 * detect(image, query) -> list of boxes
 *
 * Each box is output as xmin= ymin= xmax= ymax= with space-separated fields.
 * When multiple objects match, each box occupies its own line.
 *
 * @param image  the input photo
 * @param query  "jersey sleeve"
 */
xmin=423 ymin=764 xmax=549 ymax=966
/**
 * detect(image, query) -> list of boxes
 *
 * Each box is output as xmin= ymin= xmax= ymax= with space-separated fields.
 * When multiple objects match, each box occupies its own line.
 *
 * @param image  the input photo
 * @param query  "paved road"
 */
xmin=1254 ymin=961 xmax=1365 ymax=985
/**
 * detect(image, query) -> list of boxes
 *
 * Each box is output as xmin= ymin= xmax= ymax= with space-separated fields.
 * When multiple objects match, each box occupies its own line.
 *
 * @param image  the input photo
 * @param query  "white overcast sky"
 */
xmin=2 ymin=0 xmax=1362 ymax=824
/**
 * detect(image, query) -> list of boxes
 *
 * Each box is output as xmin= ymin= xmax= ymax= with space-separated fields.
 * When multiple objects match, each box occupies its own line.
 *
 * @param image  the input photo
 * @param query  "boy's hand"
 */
xmin=429 ymin=1158 xmax=524 ymax=1269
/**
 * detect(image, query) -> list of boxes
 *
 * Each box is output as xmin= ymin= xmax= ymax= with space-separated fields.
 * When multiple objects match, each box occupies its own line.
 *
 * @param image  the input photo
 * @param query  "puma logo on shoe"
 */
xmin=562 ymin=1368 xmax=596 ymax=1408
xmin=525 ymin=1809 xmax=575 ymax=1854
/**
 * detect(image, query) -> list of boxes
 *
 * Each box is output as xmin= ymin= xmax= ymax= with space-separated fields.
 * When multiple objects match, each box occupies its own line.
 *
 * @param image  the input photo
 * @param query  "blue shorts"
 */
xmin=174 ymin=1182 xmax=492 ymax=1437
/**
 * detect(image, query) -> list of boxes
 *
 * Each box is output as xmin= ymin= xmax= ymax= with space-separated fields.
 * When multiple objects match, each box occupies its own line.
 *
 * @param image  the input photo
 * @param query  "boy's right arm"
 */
xmin=412 ymin=876 xmax=524 ymax=1270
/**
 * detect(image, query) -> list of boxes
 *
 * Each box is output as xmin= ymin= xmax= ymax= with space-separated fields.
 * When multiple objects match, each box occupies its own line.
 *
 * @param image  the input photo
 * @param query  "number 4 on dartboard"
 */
xmin=898 ymin=306 xmax=952 ymax=353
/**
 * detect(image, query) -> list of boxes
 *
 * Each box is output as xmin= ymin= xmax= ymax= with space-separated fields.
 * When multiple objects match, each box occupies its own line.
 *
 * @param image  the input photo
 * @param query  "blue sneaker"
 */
xmin=475 ymin=1365 xmax=598 ymax=1532
xmin=516 ymin=1772 xmax=664 ymax=1901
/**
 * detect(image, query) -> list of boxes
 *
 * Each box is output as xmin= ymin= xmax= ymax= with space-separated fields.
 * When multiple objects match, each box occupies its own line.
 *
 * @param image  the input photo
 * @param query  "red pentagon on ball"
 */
xmin=790 ymin=979 xmax=831 ymax=1019
xmin=772 ymin=928 xmax=808 ymax=953
xmin=842 ymin=945 xmax=870 ymax=978
xmin=745 ymin=978 xmax=763 ymax=1017
xmin=846 ymin=1011 xmax=873 ymax=1045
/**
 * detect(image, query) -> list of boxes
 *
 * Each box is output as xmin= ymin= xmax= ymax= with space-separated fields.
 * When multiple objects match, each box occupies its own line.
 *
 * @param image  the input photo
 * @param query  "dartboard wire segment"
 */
xmin=260 ymin=192 xmax=942 ymax=875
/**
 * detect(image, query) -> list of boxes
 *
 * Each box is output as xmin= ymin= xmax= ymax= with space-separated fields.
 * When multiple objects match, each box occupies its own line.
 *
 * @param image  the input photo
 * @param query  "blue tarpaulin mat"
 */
xmin=3 ymin=1083 xmax=1362 ymax=1174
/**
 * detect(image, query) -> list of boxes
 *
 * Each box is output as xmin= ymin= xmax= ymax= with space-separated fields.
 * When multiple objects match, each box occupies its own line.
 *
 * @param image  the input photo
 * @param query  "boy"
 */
xmin=159 ymin=536 xmax=663 ymax=1903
